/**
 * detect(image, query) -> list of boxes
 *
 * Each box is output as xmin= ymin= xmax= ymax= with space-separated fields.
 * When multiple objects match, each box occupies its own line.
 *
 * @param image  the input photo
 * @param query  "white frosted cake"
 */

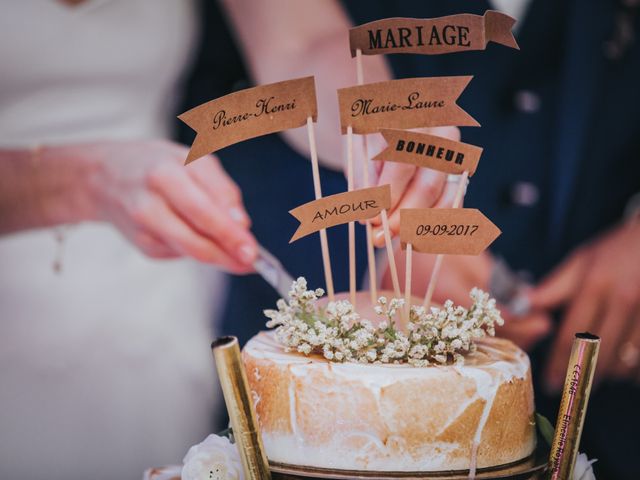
xmin=243 ymin=331 xmax=535 ymax=472
xmin=242 ymin=283 xmax=536 ymax=473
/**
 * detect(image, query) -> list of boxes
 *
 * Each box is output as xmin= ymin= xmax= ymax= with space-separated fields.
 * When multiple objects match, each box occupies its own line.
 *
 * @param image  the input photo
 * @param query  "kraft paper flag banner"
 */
xmin=349 ymin=10 xmax=518 ymax=57
xmin=400 ymin=208 xmax=500 ymax=255
xmin=289 ymin=185 xmax=391 ymax=242
xmin=178 ymin=76 xmax=317 ymax=164
xmin=373 ymin=129 xmax=483 ymax=176
xmin=337 ymin=76 xmax=479 ymax=135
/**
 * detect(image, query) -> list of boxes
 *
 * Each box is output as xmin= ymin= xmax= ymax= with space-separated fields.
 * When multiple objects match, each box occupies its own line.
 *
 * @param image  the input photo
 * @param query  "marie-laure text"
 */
xmin=351 ymin=91 xmax=444 ymax=118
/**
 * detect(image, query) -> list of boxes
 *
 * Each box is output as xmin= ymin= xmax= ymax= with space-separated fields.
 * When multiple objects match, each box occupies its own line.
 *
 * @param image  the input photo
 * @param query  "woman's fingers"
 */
xmin=144 ymin=162 xmax=257 ymax=269
xmin=184 ymin=153 xmax=252 ymax=227
xmin=434 ymin=178 xmax=461 ymax=208
xmin=132 ymin=193 xmax=253 ymax=273
xmin=428 ymin=126 xmax=461 ymax=142
xmin=365 ymin=126 xmax=460 ymax=242
xmin=87 ymin=139 xmax=258 ymax=269
xmin=131 ymin=230 xmax=181 ymax=259
xmin=371 ymin=168 xmax=446 ymax=245
xmin=375 ymin=161 xmax=417 ymax=211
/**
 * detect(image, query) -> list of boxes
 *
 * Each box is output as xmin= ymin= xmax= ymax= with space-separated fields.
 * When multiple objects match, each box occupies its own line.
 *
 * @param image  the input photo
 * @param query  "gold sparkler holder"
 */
xmin=545 ymin=332 xmax=600 ymax=480
xmin=212 ymin=336 xmax=272 ymax=480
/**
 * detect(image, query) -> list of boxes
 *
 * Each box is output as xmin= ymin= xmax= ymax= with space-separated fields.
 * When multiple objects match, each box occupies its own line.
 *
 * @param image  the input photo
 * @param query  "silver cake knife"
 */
xmin=489 ymin=257 xmax=532 ymax=317
xmin=253 ymin=245 xmax=295 ymax=298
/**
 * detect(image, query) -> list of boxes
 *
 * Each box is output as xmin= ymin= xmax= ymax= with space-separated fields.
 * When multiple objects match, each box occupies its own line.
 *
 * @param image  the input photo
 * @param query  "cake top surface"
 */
xmin=245 ymin=330 xmax=530 ymax=383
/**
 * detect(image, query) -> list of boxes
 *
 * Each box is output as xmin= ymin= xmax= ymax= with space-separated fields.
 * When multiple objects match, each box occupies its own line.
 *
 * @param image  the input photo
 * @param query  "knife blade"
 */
xmin=489 ymin=257 xmax=532 ymax=317
xmin=252 ymin=245 xmax=295 ymax=299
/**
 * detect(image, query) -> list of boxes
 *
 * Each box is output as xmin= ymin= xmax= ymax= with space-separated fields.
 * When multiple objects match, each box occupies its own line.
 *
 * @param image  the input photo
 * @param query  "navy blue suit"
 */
xmin=339 ymin=2 xmax=640 ymax=478
xmin=178 ymin=1 xmax=640 ymax=477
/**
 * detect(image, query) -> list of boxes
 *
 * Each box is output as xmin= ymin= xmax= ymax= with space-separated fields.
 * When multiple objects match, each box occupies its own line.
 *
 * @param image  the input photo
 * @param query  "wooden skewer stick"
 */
xmin=347 ymin=125 xmax=357 ymax=307
xmin=362 ymin=137 xmax=378 ymax=306
xmin=403 ymin=242 xmax=413 ymax=329
xmin=355 ymin=48 xmax=378 ymax=306
xmin=356 ymin=49 xmax=365 ymax=84
xmin=306 ymin=117 xmax=335 ymax=301
xmin=381 ymin=209 xmax=402 ymax=300
xmin=423 ymin=171 xmax=470 ymax=308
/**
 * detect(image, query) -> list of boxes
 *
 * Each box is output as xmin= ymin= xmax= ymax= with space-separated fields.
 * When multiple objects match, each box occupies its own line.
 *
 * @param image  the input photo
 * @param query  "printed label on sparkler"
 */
xmin=337 ymin=77 xmax=479 ymax=134
xmin=374 ymin=129 xmax=482 ymax=175
xmin=178 ymin=77 xmax=317 ymax=164
xmin=400 ymin=208 xmax=500 ymax=255
xmin=349 ymin=11 xmax=518 ymax=57
xmin=289 ymin=185 xmax=391 ymax=242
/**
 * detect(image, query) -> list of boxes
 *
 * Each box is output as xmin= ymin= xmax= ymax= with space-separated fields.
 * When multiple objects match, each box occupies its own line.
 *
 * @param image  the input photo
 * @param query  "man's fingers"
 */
xmin=593 ymin=295 xmax=635 ymax=382
xmin=616 ymin=311 xmax=640 ymax=381
xmin=497 ymin=312 xmax=553 ymax=351
xmin=147 ymin=165 xmax=257 ymax=267
xmin=529 ymin=249 xmax=590 ymax=310
xmin=545 ymin=289 xmax=602 ymax=392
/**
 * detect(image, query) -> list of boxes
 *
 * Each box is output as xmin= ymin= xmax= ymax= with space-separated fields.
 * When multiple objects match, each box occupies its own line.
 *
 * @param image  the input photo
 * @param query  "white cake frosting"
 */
xmin=243 ymin=331 xmax=536 ymax=472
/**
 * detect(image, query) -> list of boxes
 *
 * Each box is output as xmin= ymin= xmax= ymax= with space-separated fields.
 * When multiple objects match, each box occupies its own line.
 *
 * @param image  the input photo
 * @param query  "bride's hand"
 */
xmin=61 ymin=140 xmax=257 ymax=273
xmin=356 ymin=126 xmax=462 ymax=246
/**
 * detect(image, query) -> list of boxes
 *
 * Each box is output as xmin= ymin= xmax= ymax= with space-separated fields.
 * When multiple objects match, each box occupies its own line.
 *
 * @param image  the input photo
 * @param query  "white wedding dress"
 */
xmin=0 ymin=2 xmax=221 ymax=479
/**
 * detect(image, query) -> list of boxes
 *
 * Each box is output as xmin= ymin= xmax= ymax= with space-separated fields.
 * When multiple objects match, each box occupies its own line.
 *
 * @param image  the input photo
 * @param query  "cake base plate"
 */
xmin=270 ymin=444 xmax=548 ymax=480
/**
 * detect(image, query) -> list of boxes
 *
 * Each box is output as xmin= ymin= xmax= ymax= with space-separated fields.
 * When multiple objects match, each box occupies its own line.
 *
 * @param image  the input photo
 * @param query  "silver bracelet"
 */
xmin=31 ymin=145 xmax=69 ymax=274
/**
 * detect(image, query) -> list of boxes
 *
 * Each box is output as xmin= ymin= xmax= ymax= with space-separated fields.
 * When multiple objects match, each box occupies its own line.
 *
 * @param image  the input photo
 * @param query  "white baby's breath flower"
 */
xmin=263 ymin=277 xmax=503 ymax=366
xmin=182 ymin=434 xmax=243 ymax=480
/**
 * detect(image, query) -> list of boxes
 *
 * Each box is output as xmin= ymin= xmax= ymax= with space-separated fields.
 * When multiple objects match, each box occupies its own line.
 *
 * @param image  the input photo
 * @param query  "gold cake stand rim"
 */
xmin=269 ymin=445 xmax=548 ymax=480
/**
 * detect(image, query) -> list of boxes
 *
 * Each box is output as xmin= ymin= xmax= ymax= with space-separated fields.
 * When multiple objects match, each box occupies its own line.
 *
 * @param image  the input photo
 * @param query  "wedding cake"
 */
xmin=242 ymin=281 xmax=536 ymax=473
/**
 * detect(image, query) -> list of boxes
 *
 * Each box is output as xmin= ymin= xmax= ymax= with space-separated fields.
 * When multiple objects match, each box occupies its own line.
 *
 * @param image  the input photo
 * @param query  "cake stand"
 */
xmin=145 ymin=447 xmax=547 ymax=480
xmin=269 ymin=443 xmax=548 ymax=480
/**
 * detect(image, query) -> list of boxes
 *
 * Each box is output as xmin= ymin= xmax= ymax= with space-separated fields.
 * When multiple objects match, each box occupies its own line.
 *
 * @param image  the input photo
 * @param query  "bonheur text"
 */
xmin=212 ymin=96 xmax=297 ymax=130
xmin=351 ymin=92 xmax=444 ymax=117
xmin=396 ymin=139 xmax=464 ymax=165
xmin=312 ymin=200 xmax=378 ymax=222
xmin=368 ymin=24 xmax=471 ymax=50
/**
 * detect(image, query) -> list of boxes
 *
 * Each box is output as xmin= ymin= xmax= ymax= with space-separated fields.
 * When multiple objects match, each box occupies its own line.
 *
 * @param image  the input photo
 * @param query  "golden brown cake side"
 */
xmin=243 ymin=331 xmax=536 ymax=472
